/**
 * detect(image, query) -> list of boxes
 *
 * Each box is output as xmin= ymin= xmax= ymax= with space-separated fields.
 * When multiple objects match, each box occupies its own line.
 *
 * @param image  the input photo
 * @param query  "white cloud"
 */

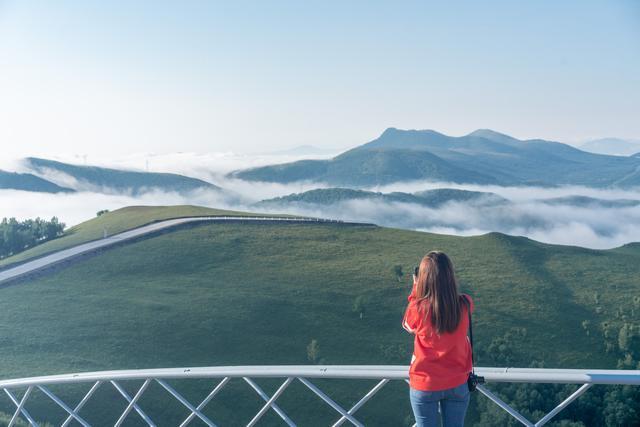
xmin=370 ymin=180 xmax=640 ymax=201
xmin=254 ymin=197 xmax=640 ymax=250
xmin=2 ymin=152 xmax=640 ymax=250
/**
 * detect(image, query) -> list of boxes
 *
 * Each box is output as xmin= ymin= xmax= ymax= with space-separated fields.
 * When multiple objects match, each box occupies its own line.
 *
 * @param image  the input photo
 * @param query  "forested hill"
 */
xmin=256 ymin=187 xmax=505 ymax=208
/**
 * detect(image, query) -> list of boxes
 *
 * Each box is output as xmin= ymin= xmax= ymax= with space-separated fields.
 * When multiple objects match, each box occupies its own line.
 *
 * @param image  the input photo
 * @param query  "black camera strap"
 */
xmin=461 ymin=295 xmax=475 ymax=374
xmin=462 ymin=294 xmax=485 ymax=392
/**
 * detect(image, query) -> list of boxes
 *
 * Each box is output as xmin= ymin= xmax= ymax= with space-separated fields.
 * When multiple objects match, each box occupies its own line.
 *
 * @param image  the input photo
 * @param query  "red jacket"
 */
xmin=402 ymin=288 xmax=474 ymax=391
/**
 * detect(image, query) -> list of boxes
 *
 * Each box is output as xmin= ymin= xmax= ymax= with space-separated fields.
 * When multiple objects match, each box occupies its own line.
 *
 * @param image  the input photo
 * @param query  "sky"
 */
xmin=0 ymin=0 xmax=639 ymax=159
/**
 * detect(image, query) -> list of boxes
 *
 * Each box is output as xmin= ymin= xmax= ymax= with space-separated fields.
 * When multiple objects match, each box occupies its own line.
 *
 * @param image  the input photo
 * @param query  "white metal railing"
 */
xmin=1 ymin=365 xmax=639 ymax=427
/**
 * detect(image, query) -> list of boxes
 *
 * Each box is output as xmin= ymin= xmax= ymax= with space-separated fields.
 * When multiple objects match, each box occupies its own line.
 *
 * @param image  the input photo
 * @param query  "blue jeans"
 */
xmin=410 ymin=382 xmax=470 ymax=427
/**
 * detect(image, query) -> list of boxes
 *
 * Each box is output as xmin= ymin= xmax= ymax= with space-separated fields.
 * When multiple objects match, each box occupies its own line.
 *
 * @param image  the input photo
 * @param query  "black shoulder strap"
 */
xmin=461 ymin=295 xmax=475 ymax=372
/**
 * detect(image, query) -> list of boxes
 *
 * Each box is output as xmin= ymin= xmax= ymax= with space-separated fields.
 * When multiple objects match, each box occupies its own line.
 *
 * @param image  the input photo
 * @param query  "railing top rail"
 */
xmin=1 ymin=366 xmax=639 ymax=389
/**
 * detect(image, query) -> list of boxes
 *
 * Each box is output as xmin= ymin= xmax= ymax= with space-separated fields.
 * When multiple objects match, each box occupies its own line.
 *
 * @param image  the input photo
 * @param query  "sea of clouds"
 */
xmin=2 ymin=151 xmax=640 ymax=250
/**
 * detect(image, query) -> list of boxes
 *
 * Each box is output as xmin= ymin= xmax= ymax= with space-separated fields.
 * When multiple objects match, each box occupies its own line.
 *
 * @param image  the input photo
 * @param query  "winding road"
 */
xmin=0 ymin=215 xmax=368 ymax=286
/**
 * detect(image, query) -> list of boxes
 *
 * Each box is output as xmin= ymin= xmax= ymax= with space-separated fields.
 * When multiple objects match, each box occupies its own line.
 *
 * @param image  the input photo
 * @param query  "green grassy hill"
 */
xmin=0 ymin=207 xmax=638 ymax=425
xmin=0 ymin=205 xmax=275 ymax=269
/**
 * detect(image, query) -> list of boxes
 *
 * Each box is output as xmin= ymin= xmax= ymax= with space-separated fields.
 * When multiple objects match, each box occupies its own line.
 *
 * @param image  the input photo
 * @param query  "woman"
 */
xmin=403 ymin=251 xmax=474 ymax=427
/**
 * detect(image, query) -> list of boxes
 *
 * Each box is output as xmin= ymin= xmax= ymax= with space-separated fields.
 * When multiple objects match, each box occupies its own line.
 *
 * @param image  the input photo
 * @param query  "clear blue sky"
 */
xmin=0 ymin=0 xmax=638 ymax=157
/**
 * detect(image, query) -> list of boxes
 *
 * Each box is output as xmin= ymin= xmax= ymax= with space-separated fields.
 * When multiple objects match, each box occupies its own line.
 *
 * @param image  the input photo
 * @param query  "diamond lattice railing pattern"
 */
xmin=1 ymin=365 xmax=639 ymax=426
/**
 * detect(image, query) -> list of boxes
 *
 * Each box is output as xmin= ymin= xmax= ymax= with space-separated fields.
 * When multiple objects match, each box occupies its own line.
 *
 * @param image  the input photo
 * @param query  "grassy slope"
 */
xmin=0 ymin=205 xmax=277 ymax=268
xmin=0 ymin=211 xmax=638 ymax=425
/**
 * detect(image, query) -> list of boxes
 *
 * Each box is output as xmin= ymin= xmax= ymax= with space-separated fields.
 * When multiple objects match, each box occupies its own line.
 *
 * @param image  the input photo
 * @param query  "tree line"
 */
xmin=0 ymin=217 xmax=65 ymax=259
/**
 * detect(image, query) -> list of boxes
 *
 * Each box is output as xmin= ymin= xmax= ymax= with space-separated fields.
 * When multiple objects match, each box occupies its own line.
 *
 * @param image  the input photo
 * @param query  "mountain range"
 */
xmin=4 ymin=129 xmax=640 ymax=196
xmin=231 ymin=128 xmax=640 ymax=188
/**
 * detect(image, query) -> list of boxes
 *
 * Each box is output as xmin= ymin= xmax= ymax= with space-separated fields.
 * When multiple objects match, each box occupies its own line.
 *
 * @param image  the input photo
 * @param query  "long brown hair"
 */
xmin=414 ymin=251 xmax=462 ymax=334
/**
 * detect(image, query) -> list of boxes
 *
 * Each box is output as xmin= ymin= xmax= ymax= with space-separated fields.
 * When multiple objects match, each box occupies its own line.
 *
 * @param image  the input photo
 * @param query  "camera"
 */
xmin=467 ymin=373 xmax=485 ymax=392
xmin=413 ymin=266 xmax=419 ymax=276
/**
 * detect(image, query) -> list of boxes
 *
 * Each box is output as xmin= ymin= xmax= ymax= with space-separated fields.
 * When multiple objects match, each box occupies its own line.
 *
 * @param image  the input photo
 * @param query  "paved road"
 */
xmin=0 ymin=216 xmax=361 ymax=285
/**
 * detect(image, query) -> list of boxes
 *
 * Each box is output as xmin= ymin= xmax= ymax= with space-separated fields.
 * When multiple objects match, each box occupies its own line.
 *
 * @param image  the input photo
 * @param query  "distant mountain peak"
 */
xmin=232 ymin=127 xmax=640 ymax=188
xmin=380 ymin=127 xmax=444 ymax=137
xmin=468 ymin=129 xmax=519 ymax=142
xmin=378 ymin=128 xmax=522 ymax=145
xmin=364 ymin=128 xmax=451 ymax=151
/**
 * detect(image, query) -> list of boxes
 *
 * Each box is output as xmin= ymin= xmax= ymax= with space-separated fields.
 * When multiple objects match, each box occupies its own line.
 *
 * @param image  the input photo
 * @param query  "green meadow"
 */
xmin=0 ymin=206 xmax=638 ymax=425
xmin=0 ymin=205 xmax=276 ymax=269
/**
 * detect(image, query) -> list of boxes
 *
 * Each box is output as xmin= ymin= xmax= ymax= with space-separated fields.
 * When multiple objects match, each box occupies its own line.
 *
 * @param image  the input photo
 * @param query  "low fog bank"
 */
xmin=255 ymin=198 xmax=640 ymax=249
xmin=370 ymin=180 xmax=640 ymax=202
xmin=2 ymin=152 xmax=640 ymax=250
